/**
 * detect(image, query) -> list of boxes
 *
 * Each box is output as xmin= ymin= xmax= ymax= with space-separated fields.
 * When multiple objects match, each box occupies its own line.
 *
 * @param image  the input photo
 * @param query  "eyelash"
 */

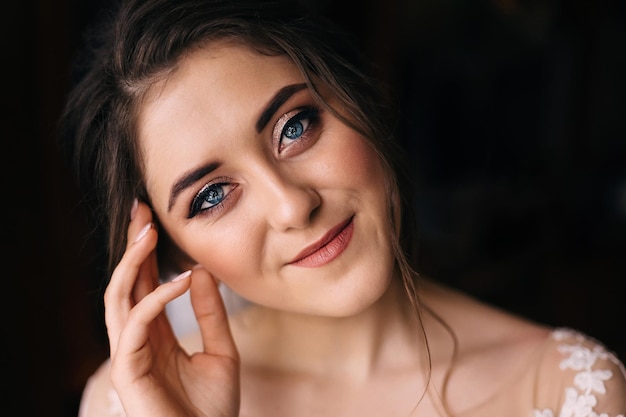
xmin=187 ymin=106 xmax=321 ymax=219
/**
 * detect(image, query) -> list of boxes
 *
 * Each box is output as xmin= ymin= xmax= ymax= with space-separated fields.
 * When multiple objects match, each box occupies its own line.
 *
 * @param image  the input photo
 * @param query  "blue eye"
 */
xmin=279 ymin=109 xmax=317 ymax=151
xmin=283 ymin=119 xmax=305 ymax=140
xmin=189 ymin=183 xmax=228 ymax=217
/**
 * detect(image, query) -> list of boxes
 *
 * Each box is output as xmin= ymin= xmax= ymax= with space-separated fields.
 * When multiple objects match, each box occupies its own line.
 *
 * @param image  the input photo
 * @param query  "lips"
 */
xmin=289 ymin=216 xmax=354 ymax=267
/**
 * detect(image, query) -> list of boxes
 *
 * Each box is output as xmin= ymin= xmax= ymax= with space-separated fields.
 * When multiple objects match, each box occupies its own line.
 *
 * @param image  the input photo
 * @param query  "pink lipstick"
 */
xmin=289 ymin=217 xmax=354 ymax=267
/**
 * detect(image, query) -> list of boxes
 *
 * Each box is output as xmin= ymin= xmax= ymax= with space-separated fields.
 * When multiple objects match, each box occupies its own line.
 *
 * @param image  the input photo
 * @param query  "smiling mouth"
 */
xmin=289 ymin=216 xmax=354 ymax=267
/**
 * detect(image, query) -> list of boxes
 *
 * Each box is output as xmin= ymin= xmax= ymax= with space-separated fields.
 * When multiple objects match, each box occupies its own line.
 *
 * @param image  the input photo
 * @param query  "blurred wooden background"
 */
xmin=3 ymin=0 xmax=624 ymax=415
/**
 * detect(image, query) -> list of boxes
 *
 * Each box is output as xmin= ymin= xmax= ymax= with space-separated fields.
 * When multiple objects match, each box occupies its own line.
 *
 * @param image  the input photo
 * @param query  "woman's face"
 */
xmin=137 ymin=43 xmax=396 ymax=317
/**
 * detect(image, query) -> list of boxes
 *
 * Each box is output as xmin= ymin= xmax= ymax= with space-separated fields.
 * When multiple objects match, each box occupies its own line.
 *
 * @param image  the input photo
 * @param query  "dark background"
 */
xmin=3 ymin=0 xmax=625 ymax=415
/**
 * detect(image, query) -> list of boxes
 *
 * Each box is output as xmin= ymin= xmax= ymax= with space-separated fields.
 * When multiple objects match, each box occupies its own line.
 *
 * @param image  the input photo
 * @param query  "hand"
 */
xmin=104 ymin=201 xmax=240 ymax=417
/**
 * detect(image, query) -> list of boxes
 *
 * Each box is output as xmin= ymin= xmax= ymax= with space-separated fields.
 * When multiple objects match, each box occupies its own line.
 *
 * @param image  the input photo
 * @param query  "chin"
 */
xmin=301 ymin=272 xmax=396 ymax=318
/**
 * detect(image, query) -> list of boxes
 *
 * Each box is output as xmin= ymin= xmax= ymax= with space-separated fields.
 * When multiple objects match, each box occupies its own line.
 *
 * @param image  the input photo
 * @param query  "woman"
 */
xmin=60 ymin=0 xmax=626 ymax=416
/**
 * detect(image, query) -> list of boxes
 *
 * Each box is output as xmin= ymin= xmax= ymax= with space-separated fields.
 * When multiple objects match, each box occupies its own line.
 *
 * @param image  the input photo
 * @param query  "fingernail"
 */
xmin=130 ymin=198 xmax=138 ymax=221
xmin=172 ymin=269 xmax=192 ymax=282
xmin=134 ymin=223 xmax=152 ymax=242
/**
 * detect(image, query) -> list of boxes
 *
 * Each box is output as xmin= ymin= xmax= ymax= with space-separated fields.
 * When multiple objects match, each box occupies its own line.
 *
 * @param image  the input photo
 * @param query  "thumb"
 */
xmin=189 ymin=266 xmax=238 ymax=360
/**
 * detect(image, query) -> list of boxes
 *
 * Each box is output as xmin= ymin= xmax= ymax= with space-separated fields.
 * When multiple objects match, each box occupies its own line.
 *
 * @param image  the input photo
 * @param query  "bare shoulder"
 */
xmin=419 ymin=278 xmax=553 ymax=353
xmin=419 ymin=279 xmax=626 ymax=414
xmin=419 ymin=279 xmax=552 ymax=410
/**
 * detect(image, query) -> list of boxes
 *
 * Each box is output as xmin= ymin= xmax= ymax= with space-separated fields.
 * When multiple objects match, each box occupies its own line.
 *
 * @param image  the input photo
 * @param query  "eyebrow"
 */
xmin=168 ymin=161 xmax=221 ymax=212
xmin=255 ymin=83 xmax=308 ymax=133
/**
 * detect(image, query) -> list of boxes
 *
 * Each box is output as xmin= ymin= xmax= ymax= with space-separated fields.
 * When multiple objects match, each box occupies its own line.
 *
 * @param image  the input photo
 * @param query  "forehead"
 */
xmin=139 ymin=41 xmax=302 ymax=125
xmin=135 ymin=42 xmax=307 ymax=208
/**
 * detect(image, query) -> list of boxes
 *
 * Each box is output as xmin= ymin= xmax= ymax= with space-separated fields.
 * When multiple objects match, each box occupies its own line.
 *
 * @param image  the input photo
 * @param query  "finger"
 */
xmin=128 ymin=201 xmax=161 ymax=302
xmin=132 ymin=230 xmax=160 ymax=305
xmin=105 ymin=221 xmax=158 ymax=356
xmin=189 ymin=266 xmax=238 ymax=360
xmin=126 ymin=201 xmax=154 ymax=250
xmin=114 ymin=272 xmax=192 ymax=365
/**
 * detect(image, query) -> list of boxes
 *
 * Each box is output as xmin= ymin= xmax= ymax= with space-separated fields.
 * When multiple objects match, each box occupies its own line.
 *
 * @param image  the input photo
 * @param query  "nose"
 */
xmin=254 ymin=165 xmax=321 ymax=231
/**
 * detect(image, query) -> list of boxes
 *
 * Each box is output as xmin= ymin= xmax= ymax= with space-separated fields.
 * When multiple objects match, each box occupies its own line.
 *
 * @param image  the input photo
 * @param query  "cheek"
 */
xmin=330 ymin=133 xmax=387 ymax=190
xmin=177 ymin=220 xmax=263 ymax=283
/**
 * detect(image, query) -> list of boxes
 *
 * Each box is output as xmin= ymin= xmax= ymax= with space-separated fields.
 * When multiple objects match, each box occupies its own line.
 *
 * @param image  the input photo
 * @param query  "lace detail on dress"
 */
xmin=533 ymin=328 xmax=626 ymax=417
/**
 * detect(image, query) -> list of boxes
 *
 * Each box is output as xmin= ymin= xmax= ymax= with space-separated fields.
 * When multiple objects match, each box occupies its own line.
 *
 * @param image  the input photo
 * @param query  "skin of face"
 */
xmin=137 ymin=42 xmax=397 ymax=317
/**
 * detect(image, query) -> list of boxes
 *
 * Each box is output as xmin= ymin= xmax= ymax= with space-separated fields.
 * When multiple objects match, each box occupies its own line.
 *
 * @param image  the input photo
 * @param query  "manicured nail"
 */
xmin=130 ymin=198 xmax=138 ymax=220
xmin=172 ymin=270 xmax=192 ymax=282
xmin=134 ymin=223 xmax=152 ymax=242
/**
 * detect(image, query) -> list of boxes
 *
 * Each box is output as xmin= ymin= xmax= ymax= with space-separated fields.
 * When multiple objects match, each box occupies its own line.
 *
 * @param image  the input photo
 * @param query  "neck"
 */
xmin=233 ymin=278 xmax=428 ymax=380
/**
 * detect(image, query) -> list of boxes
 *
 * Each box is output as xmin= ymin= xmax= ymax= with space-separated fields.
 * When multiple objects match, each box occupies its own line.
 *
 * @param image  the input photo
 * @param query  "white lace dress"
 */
xmin=531 ymin=328 xmax=626 ymax=417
